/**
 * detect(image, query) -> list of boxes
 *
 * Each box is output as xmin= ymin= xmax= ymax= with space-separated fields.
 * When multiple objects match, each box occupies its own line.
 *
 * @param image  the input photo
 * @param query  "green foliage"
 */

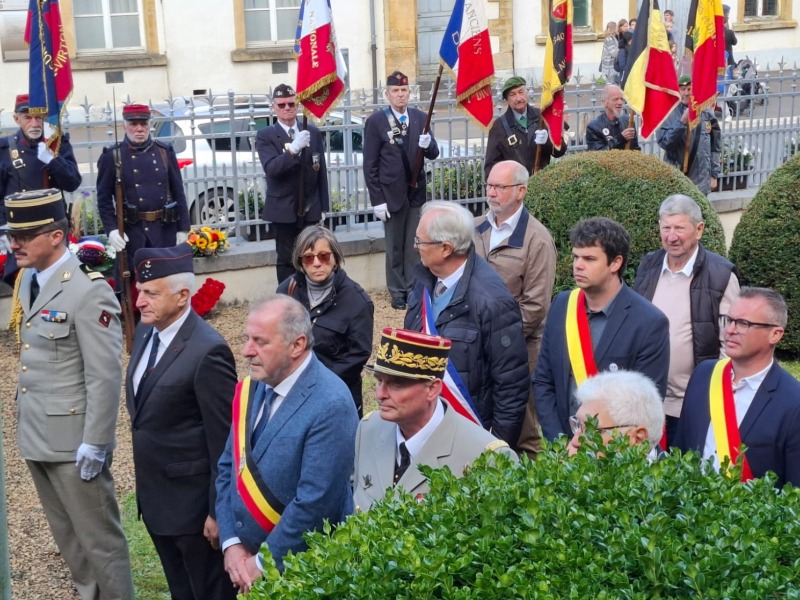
xmin=428 ymin=159 xmax=484 ymax=201
xmin=238 ymin=185 xmax=264 ymax=218
xmin=247 ymin=431 xmax=800 ymax=598
xmin=729 ymin=152 xmax=800 ymax=355
xmin=525 ymin=151 xmax=727 ymax=292
xmin=121 ymin=493 xmax=170 ymax=599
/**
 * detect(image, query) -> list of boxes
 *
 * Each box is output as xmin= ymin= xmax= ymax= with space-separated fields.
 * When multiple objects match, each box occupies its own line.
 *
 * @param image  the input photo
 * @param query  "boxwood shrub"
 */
xmin=525 ymin=151 xmax=727 ymax=293
xmin=250 ymin=434 xmax=800 ymax=598
xmin=729 ymin=152 xmax=800 ymax=355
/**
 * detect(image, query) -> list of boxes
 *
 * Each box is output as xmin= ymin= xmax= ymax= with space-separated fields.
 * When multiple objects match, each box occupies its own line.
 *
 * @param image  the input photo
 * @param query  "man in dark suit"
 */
xmin=127 ymin=244 xmax=237 ymax=599
xmin=363 ymin=70 xmax=440 ymax=309
xmin=673 ymin=287 xmax=800 ymax=488
xmin=534 ymin=217 xmax=670 ymax=441
xmin=255 ymin=83 xmax=329 ymax=284
xmin=216 ymin=295 xmax=358 ymax=594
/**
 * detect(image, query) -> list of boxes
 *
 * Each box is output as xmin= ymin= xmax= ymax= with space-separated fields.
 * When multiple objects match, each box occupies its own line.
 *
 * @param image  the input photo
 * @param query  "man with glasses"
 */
xmin=256 ymin=83 xmax=329 ymax=284
xmin=4 ymin=189 xmax=134 ymax=598
xmin=474 ymin=160 xmax=556 ymax=458
xmin=96 ymin=103 xmax=191 ymax=276
xmin=673 ymin=287 xmax=800 ymax=487
xmin=404 ymin=201 xmax=529 ymax=448
xmin=354 ymin=327 xmax=516 ymax=512
xmin=0 ymin=94 xmax=82 ymax=284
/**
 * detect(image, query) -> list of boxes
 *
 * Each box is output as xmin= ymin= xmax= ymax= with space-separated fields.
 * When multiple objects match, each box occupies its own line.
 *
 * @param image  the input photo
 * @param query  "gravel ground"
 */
xmin=2 ymin=290 xmax=404 ymax=599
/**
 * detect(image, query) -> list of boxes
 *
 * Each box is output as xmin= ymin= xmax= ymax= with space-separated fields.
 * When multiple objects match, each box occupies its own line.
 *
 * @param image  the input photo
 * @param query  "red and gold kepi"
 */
xmin=14 ymin=94 xmax=30 ymax=113
xmin=367 ymin=327 xmax=451 ymax=380
xmin=2 ymin=188 xmax=65 ymax=232
xmin=122 ymin=103 xmax=151 ymax=121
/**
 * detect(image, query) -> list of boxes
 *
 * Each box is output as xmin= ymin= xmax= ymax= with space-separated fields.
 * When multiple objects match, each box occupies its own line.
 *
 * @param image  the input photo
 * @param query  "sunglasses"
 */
xmin=300 ymin=251 xmax=333 ymax=266
xmin=275 ymin=102 xmax=296 ymax=109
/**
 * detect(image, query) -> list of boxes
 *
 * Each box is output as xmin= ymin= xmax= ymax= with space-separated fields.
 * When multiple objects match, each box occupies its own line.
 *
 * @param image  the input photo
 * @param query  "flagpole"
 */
xmin=624 ymin=112 xmax=635 ymax=150
xmin=410 ymin=63 xmax=443 ymax=189
xmin=683 ymin=124 xmax=693 ymax=173
xmin=533 ymin=113 xmax=544 ymax=174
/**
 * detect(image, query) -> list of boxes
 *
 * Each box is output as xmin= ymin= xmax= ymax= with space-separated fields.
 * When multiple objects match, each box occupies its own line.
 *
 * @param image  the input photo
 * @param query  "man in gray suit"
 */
xmin=216 ymin=295 xmax=358 ymax=593
xmin=128 ymin=244 xmax=237 ymax=600
xmin=353 ymin=327 xmax=517 ymax=512
xmin=5 ymin=189 xmax=134 ymax=599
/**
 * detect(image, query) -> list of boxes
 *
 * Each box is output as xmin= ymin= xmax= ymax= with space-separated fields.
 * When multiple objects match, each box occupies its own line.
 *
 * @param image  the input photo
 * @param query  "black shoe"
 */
xmin=391 ymin=297 xmax=407 ymax=310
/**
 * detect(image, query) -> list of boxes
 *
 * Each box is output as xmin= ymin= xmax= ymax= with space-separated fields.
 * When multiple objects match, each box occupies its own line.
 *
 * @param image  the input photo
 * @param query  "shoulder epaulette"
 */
xmin=79 ymin=263 xmax=106 ymax=281
xmin=485 ymin=439 xmax=509 ymax=452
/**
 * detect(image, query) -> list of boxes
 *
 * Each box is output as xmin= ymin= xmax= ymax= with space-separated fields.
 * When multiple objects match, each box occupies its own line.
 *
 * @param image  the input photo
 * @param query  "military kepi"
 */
xmin=3 ymin=188 xmax=65 ymax=232
xmin=14 ymin=94 xmax=30 ymax=113
xmin=122 ymin=104 xmax=151 ymax=121
xmin=273 ymin=83 xmax=296 ymax=98
xmin=134 ymin=244 xmax=194 ymax=282
xmin=387 ymin=70 xmax=409 ymax=86
xmin=368 ymin=328 xmax=451 ymax=380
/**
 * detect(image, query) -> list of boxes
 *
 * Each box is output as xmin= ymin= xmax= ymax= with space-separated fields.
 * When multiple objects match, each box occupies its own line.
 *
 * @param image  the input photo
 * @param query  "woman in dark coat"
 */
xmin=277 ymin=226 xmax=374 ymax=415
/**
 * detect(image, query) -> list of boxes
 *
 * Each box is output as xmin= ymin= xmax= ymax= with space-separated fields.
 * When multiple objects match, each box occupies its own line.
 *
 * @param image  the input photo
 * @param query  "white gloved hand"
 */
xmin=288 ymin=130 xmax=312 ymax=155
xmin=37 ymin=142 xmax=54 ymax=165
xmin=75 ymin=443 xmax=107 ymax=481
xmin=0 ymin=235 xmax=10 ymax=253
xmin=418 ymin=133 xmax=432 ymax=149
xmin=175 ymin=231 xmax=189 ymax=245
xmin=373 ymin=203 xmax=390 ymax=222
xmin=108 ymin=229 xmax=129 ymax=252
xmin=534 ymin=129 xmax=549 ymax=145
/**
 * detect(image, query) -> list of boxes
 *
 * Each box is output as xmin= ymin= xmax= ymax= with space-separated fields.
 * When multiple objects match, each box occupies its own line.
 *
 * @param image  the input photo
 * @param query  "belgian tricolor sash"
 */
xmin=708 ymin=358 xmax=754 ymax=482
xmin=565 ymin=288 xmax=599 ymax=384
xmin=232 ymin=377 xmax=286 ymax=532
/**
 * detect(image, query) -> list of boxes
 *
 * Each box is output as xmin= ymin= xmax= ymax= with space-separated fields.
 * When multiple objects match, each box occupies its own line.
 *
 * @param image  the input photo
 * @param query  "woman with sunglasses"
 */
xmin=277 ymin=226 xmax=374 ymax=416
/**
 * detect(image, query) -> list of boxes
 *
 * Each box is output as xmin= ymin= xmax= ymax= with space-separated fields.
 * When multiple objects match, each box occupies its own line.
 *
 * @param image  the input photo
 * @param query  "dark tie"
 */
xmin=252 ymin=387 xmax=276 ymax=445
xmin=394 ymin=442 xmax=411 ymax=485
xmin=288 ymin=127 xmax=295 ymax=140
xmin=144 ymin=331 xmax=160 ymax=376
xmin=519 ymin=115 xmax=528 ymax=129
xmin=434 ymin=281 xmax=447 ymax=298
xmin=30 ymin=272 xmax=40 ymax=304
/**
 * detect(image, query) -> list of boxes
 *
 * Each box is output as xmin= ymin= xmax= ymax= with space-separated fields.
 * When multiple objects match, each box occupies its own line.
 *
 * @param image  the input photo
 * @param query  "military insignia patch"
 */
xmin=99 ymin=310 xmax=111 ymax=328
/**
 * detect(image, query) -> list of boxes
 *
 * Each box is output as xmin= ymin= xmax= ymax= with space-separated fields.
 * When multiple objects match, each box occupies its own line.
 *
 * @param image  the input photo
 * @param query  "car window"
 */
xmin=198 ymin=119 xmax=251 ymax=153
xmin=153 ymin=120 xmax=187 ymax=154
xmin=326 ymin=120 xmax=363 ymax=153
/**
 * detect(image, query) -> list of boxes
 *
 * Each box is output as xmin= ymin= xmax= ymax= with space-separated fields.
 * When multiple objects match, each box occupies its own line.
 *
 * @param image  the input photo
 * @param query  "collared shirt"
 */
xmin=390 ymin=109 xmax=409 ymax=124
xmin=33 ymin=246 xmax=71 ymax=290
xmin=661 ymin=245 xmax=699 ymax=278
xmin=437 ymin=260 xmax=467 ymax=295
xmin=132 ymin=305 xmax=192 ymax=395
xmin=395 ymin=399 xmax=445 ymax=464
xmin=278 ymin=120 xmax=299 ymax=137
xmin=513 ymin=109 xmax=528 ymax=127
xmin=702 ymin=360 xmax=773 ymax=470
xmin=486 ymin=203 xmax=524 ymax=251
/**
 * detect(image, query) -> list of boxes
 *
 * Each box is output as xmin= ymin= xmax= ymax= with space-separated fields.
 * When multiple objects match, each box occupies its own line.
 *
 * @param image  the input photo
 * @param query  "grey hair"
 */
xmin=601 ymin=84 xmax=622 ymax=101
xmin=575 ymin=370 xmax=665 ymax=448
xmin=251 ymin=294 xmax=315 ymax=347
xmin=738 ymin=286 xmax=788 ymax=328
xmin=165 ymin=271 xmax=195 ymax=295
xmin=659 ymin=194 xmax=703 ymax=226
xmin=420 ymin=200 xmax=474 ymax=255
xmin=291 ymin=225 xmax=344 ymax=272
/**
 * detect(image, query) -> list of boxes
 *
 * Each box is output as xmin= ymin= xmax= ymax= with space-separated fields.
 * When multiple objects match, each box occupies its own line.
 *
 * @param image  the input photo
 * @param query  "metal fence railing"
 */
xmin=2 ymin=59 xmax=798 ymax=240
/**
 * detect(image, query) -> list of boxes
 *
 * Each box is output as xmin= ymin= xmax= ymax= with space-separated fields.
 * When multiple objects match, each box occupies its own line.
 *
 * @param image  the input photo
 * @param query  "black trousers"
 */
xmin=273 ymin=221 xmax=315 ymax=285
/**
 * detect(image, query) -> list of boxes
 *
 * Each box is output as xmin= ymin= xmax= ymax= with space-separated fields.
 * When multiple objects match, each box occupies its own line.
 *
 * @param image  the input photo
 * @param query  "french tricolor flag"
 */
xmin=294 ymin=0 xmax=347 ymax=122
xmin=439 ymin=0 xmax=495 ymax=128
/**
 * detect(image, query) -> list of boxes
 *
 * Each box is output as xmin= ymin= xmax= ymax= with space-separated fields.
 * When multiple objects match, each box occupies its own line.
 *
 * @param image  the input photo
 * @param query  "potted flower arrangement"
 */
xmin=719 ymin=136 xmax=755 ymax=191
xmin=187 ymin=226 xmax=229 ymax=257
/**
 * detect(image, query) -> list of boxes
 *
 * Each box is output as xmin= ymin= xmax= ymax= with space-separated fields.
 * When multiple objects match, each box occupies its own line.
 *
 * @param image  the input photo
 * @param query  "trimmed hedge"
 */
xmin=249 ymin=432 xmax=800 ymax=598
xmin=524 ymin=151 xmax=727 ymax=292
xmin=729 ymin=152 xmax=800 ymax=355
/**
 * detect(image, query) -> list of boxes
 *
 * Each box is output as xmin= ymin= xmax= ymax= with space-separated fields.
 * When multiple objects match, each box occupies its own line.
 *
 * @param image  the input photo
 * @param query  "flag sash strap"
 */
xmin=420 ymin=288 xmax=483 ymax=426
xmin=565 ymin=288 xmax=599 ymax=385
xmin=708 ymin=358 xmax=754 ymax=481
xmin=232 ymin=376 xmax=286 ymax=533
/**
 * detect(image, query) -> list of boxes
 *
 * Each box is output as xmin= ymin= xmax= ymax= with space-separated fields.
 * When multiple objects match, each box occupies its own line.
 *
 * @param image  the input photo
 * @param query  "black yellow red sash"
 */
xmin=232 ymin=376 xmax=285 ymax=532
xmin=708 ymin=358 xmax=753 ymax=482
xmin=565 ymin=288 xmax=599 ymax=384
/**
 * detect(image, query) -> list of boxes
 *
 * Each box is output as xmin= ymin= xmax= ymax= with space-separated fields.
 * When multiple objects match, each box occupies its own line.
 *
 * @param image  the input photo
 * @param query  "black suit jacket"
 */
xmin=255 ymin=121 xmax=329 ymax=224
xmin=126 ymin=309 xmax=237 ymax=536
xmin=673 ymin=360 xmax=800 ymax=488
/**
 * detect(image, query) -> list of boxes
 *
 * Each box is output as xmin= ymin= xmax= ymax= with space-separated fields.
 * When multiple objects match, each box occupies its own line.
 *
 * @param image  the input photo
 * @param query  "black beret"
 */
xmin=273 ymin=83 xmax=296 ymax=99
xmin=387 ymin=71 xmax=409 ymax=86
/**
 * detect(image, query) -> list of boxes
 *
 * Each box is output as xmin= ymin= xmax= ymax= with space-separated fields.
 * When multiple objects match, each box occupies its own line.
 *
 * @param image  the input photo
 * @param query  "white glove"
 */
xmin=288 ymin=130 xmax=311 ymax=155
xmin=534 ymin=129 xmax=549 ymax=145
xmin=108 ymin=229 xmax=129 ymax=252
xmin=373 ymin=203 xmax=390 ymax=222
xmin=37 ymin=142 xmax=54 ymax=165
xmin=176 ymin=231 xmax=189 ymax=245
xmin=418 ymin=133 xmax=432 ymax=149
xmin=75 ymin=443 xmax=107 ymax=481
xmin=0 ymin=234 xmax=9 ymax=253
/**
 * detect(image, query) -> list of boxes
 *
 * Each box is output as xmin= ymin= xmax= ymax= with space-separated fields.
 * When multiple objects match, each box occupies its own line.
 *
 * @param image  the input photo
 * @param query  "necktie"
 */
xmin=288 ymin=127 xmax=295 ymax=140
xmin=519 ymin=115 xmax=528 ymax=128
xmin=30 ymin=272 xmax=40 ymax=304
xmin=394 ymin=442 xmax=411 ymax=485
xmin=252 ymin=387 xmax=277 ymax=445
xmin=144 ymin=331 xmax=160 ymax=376
xmin=434 ymin=281 xmax=447 ymax=298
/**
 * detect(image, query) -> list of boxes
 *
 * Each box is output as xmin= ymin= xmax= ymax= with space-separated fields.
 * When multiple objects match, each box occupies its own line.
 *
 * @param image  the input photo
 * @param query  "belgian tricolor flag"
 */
xmin=621 ymin=0 xmax=680 ymax=139
xmin=540 ymin=0 xmax=573 ymax=152
xmin=684 ymin=0 xmax=726 ymax=126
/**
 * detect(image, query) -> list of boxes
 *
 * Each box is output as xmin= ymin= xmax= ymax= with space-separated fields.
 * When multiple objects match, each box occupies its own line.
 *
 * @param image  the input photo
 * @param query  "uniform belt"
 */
xmin=138 ymin=209 xmax=164 ymax=222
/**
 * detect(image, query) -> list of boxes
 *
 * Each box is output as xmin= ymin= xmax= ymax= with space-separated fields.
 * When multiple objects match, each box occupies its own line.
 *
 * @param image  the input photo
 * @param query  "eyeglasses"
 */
xmin=275 ymin=102 xmax=296 ymax=109
xmin=300 ymin=251 xmax=333 ymax=266
xmin=7 ymin=229 xmax=53 ymax=245
xmin=719 ymin=314 xmax=780 ymax=334
xmin=485 ymin=183 xmax=523 ymax=193
xmin=569 ymin=415 xmax=636 ymax=436
xmin=413 ymin=236 xmax=444 ymax=247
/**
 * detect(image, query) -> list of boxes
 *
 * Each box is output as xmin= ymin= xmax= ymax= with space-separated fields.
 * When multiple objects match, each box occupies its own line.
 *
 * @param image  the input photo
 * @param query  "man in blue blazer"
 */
xmin=216 ymin=295 xmax=358 ymax=593
xmin=534 ymin=217 xmax=670 ymax=441
xmin=673 ymin=287 xmax=800 ymax=487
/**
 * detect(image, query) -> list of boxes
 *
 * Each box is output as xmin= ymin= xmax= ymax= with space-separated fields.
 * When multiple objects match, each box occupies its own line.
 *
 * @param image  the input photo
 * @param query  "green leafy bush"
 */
xmin=729 ymin=152 xmax=800 ymax=355
xmin=428 ymin=159 xmax=484 ymax=202
xmin=525 ymin=151 xmax=727 ymax=292
xmin=248 ymin=433 xmax=800 ymax=598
